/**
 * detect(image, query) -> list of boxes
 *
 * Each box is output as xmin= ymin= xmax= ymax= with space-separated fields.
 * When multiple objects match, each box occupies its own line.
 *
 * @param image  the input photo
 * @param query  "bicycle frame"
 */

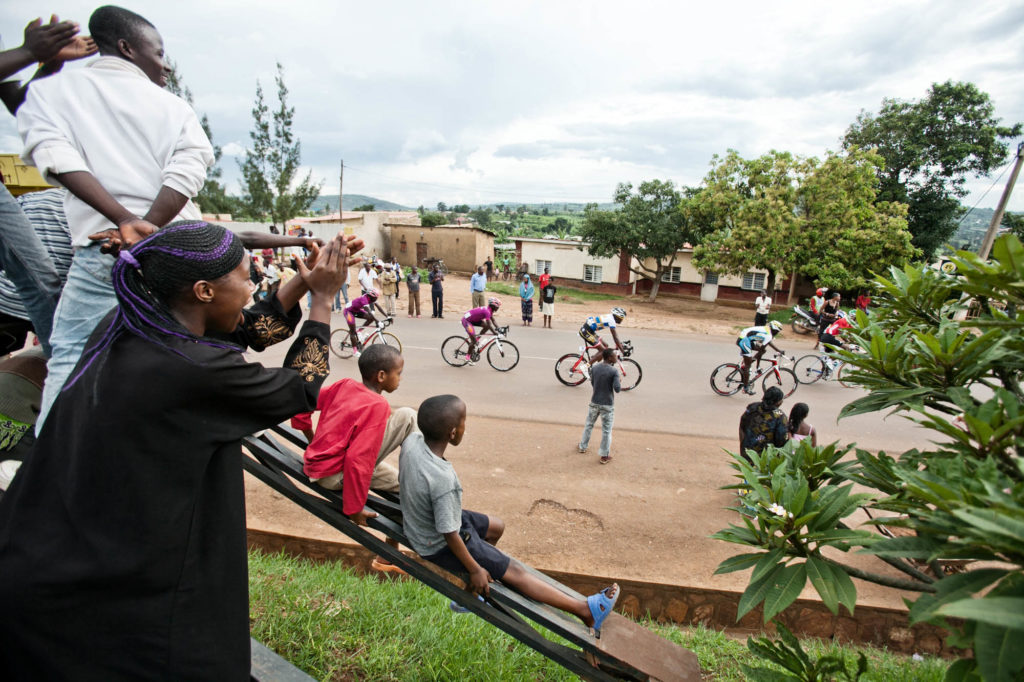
xmin=747 ymin=354 xmax=788 ymax=383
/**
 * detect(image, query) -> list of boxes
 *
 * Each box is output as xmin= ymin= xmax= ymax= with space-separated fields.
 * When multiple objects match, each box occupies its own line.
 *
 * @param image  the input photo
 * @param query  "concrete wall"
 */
xmin=390 ymin=224 xmax=494 ymax=275
xmin=516 ymin=238 xmax=627 ymax=283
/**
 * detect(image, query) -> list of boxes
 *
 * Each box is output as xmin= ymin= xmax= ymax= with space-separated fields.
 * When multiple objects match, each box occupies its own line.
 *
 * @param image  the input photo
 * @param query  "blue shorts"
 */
xmin=423 ymin=510 xmax=510 ymax=580
xmin=737 ymin=337 xmax=759 ymax=358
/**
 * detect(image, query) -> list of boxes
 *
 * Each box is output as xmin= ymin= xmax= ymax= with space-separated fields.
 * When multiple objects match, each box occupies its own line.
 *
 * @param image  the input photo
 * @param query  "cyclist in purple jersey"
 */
xmin=343 ymin=290 xmax=381 ymax=352
xmin=462 ymin=297 xmax=502 ymax=362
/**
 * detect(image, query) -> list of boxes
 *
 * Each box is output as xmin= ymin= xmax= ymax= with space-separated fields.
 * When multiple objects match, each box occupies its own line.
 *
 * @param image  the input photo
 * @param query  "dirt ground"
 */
xmin=246 ymin=275 xmax=914 ymax=609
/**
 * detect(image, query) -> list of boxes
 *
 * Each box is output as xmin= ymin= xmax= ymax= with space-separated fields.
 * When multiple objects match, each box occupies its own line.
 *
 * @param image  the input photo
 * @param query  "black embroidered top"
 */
xmin=0 ymin=307 xmax=329 ymax=679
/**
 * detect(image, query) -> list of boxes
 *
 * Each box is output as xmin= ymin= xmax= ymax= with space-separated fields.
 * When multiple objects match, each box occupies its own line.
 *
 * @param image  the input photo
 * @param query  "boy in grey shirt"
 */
xmin=399 ymin=395 xmax=620 ymax=633
xmin=578 ymin=348 xmax=621 ymax=464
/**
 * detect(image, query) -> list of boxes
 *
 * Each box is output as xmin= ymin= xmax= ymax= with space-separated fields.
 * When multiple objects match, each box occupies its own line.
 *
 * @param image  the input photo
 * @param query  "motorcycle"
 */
xmin=790 ymin=305 xmax=818 ymax=335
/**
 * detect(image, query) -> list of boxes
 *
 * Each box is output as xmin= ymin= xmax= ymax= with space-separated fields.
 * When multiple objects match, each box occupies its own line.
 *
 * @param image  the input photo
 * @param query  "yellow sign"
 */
xmin=0 ymin=154 xmax=52 ymax=196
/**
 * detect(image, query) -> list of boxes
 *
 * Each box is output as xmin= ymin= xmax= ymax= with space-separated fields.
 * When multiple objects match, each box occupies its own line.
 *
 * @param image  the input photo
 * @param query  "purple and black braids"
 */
xmin=64 ymin=221 xmax=247 ymax=391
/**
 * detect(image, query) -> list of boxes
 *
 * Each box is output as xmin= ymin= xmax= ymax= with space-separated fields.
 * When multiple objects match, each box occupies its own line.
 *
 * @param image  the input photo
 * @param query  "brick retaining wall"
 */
xmin=247 ymin=529 xmax=960 ymax=657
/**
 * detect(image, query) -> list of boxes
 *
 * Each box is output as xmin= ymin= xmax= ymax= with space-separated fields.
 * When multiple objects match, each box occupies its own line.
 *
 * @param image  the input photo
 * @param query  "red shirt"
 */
xmin=825 ymin=317 xmax=851 ymax=336
xmin=293 ymin=378 xmax=391 ymax=515
xmin=538 ymin=273 xmax=550 ymax=290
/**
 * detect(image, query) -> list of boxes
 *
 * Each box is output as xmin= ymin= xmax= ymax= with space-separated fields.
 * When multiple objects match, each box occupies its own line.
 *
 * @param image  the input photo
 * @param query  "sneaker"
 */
xmin=743 ymin=384 xmax=756 ymax=395
xmin=577 ymin=445 xmax=588 ymax=453
xmin=352 ymin=350 xmax=361 ymax=359
xmin=466 ymin=359 xmax=476 ymax=366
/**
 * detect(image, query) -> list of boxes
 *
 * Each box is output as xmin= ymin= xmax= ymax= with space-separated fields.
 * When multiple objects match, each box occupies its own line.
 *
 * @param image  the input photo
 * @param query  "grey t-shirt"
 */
xmin=590 ymin=362 xmax=621 ymax=406
xmin=398 ymin=432 xmax=463 ymax=556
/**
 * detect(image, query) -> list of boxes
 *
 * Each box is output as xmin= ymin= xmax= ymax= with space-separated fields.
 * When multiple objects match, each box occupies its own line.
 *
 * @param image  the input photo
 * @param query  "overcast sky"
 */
xmin=2 ymin=0 xmax=1022 ymax=211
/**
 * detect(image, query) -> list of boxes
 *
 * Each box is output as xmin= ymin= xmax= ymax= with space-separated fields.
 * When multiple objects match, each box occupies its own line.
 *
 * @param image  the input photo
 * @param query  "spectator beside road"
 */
xmin=406 ymin=266 xmax=421 ymax=318
xmin=470 ymin=265 xmax=487 ymax=308
xmin=380 ymin=264 xmax=397 ymax=316
xmin=578 ymin=348 xmax=621 ymax=464
xmin=0 ymin=15 xmax=96 ymax=357
xmin=541 ymin=278 xmax=556 ymax=329
xmin=738 ymin=386 xmax=788 ymax=461
xmin=754 ymin=289 xmax=772 ymax=326
xmin=357 ymin=261 xmax=378 ymax=295
xmin=519 ymin=274 xmax=534 ymax=326
xmin=788 ymin=403 xmax=816 ymax=446
xmin=429 ymin=264 xmax=444 ymax=318
xmin=484 ymin=256 xmax=494 ymax=280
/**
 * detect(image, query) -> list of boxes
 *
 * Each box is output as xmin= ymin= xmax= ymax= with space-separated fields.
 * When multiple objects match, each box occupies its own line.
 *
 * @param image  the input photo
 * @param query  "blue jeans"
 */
xmin=579 ymin=403 xmax=615 ymax=456
xmin=38 ymin=245 xmax=117 ymax=430
xmin=0 ymin=185 xmax=62 ymax=355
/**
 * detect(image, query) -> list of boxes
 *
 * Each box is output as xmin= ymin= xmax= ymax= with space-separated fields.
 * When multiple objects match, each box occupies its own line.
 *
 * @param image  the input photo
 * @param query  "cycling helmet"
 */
xmin=611 ymin=306 xmax=627 ymax=322
xmin=488 ymin=297 xmax=501 ymax=309
xmin=816 ymin=288 xmax=824 ymax=296
xmin=365 ymin=289 xmax=379 ymax=300
xmin=768 ymin=320 xmax=783 ymax=334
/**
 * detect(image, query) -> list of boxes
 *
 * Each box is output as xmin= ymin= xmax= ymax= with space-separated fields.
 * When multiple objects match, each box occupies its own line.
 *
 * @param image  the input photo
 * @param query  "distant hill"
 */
xmin=310 ymin=194 xmax=411 ymax=213
xmin=469 ymin=201 xmax=614 ymax=212
xmin=953 ymin=207 xmax=996 ymax=251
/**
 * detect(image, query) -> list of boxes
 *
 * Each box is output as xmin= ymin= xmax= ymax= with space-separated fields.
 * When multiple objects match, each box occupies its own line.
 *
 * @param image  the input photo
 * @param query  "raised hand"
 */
xmin=23 ymin=16 xmax=79 ymax=63
xmin=52 ymin=35 xmax=97 ymax=64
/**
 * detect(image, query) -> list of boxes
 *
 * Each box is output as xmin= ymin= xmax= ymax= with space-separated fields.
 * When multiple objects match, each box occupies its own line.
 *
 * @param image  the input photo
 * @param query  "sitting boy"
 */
xmin=293 ymin=344 xmax=416 ymax=571
xmin=399 ymin=394 xmax=620 ymax=634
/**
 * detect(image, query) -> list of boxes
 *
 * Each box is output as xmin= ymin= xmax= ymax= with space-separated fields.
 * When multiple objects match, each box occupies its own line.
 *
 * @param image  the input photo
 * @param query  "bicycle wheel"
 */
xmin=441 ymin=335 xmax=470 ymax=367
xmin=762 ymin=367 xmax=798 ymax=398
xmin=793 ymin=354 xmax=827 ymax=384
xmin=329 ymin=328 xmax=355 ymax=359
xmin=710 ymin=363 xmax=743 ymax=396
xmin=371 ymin=331 xmax=403 ymax=354
xmin=555 ymin=353 xmax=588 ymax=386
xmin=836 ymin=362 xmax=856 ymax=388
xmin=618 ymin=358 xmax=642 ymax=391
xmin=487 ymin=340 xmax=519 ymax=372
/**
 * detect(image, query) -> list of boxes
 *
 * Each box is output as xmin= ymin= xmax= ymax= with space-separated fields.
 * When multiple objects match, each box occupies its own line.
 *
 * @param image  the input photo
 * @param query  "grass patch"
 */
xmin=249 ymin=550 xmax=946 ymax=681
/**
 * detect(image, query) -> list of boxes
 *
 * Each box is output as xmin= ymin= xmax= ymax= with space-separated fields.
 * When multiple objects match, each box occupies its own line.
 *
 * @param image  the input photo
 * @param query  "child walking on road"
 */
xmin=578 ymin=348 xmax=621 ymax=464
xmin=399 ymin=395 xmax=620 ymax=633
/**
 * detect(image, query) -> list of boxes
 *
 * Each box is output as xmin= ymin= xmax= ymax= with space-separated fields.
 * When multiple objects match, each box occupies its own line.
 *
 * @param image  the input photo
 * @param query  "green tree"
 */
xmin=352 ymin=203 xmax=375 ymax=212
xmin=842 ymin=81 xmax=1021 ymax=259
xmin=468 ymin=207 xmax=492 ymax=229
xmin=714 ymin=234 xmax=1024 ymax=681
xmin=798 ymin=148 xmax=918 ymax=288
xmin=545 ymin=216 xmax=570 ymax=235
xmin=420 ymin=212 xmax=446 ymax=227
xmin=164 ymin=61 xmax=238 ymax=216
xmin=1002 ymin=211 xmax=1024 ymax=240
xmin=239 ymin=63 xmax=321 ymax=225
xmin=451 ymin=204 xmax=470 ymax=214
xmin=580 ymin=179 xmax=701 ymax=301
xmin=691 ymin=150 xmax=808 ymax=294
xmin=436 ymin=201 xmax=447 ymax=212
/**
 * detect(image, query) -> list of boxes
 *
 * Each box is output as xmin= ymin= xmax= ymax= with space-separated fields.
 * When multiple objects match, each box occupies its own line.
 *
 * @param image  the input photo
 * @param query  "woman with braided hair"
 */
xmin=0 ymin=222 xmax=357 ymax=680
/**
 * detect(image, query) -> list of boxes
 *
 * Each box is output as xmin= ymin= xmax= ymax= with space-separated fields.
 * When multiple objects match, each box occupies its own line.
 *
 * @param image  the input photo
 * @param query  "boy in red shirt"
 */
xmin=292 ymin=343 xmax=416 ymax=570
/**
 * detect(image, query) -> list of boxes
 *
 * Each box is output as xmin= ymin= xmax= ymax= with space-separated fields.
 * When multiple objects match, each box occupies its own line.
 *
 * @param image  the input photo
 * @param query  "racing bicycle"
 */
xmin=710 ymin=352 xmax=798 ymax=397
xmin=554 ymin=340 xmax=642 ymax=391
xmin=329 ymin=316 xmax=402 ymax=358
xmin=441 ymin=326 xmax=520 ymax=371
xmin=792 ymin=347 xmax=861 ymax=387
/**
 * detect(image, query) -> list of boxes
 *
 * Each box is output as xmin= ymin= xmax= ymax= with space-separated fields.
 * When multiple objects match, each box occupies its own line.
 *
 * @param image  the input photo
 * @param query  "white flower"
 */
xmin=768 ymin=503 xmax=788 ymax=517
xmin=912 ymin=654 xmax=924 ymax=662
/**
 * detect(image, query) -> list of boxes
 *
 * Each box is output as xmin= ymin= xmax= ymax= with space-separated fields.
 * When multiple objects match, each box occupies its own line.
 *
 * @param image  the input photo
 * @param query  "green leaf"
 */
xmin=738 ymin=568 xmax=781 ymax=622
xmin=763 ymin=563 xmax=808 ymax=621
xmin=714 ymin=552 xmax=766 ymax=575
xmin=865 ymin=535 xmax=940 ymax=559
xmin=806 ymin=556 xmax=841 ymax=615
xmin=975 ymin=621 xmax=1024 ymax=682
xmin=751 ymin=548 xmax=786 ymax=584
xmin=937 ymin=597 xmax=1024 ymax=630
xmin=943 ymin=657 xmax=978 ymax=682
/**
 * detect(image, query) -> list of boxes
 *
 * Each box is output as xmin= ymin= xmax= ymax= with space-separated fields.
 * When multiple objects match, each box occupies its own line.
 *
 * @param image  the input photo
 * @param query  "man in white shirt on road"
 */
xmin=754 ymin=289 xmax=772 ymax=326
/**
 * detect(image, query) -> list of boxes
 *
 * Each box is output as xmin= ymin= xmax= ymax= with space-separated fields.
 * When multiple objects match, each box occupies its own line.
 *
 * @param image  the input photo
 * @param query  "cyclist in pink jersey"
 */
xmin=343 ymin=289 xmax=382 ymax=353
xmin=462 ymin=297 xmax=502 ymax=363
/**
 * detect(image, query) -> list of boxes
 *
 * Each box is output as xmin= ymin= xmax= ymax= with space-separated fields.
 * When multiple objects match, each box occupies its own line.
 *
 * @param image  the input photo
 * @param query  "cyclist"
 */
xmin=343 ymin=289 xmax=383 ymax=355
xmin=462 ymin=297 xmax=503 ymax=364
xmin=580 ymin=307 xmax=626 ymax=365
xmin=737 ymin=320 xmax=785 ymax=394
xmin=819 ymin=312 xmax=852 ymax=372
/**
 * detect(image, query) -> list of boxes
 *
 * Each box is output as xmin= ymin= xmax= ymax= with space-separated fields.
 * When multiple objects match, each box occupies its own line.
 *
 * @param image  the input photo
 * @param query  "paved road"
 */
xmin=258 ymin=312 xmax=929 ymax=453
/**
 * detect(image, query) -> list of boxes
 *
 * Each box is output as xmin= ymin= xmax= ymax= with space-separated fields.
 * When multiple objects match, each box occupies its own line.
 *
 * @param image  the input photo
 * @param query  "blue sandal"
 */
xmin=449 ymin=595 xmax=485 ymax=613
xmin=587 ymin=584 xmax=620 ymax=634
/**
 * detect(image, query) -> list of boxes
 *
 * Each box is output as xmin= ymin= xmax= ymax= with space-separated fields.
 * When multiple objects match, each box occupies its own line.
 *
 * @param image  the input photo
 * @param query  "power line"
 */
xmin=958 ymin=156 xmax=1015 ymax=225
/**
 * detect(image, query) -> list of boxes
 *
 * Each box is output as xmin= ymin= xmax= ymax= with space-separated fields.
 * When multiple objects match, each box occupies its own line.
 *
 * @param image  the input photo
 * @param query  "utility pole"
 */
xmin=979 ymin=141 xmax=1024 ymax=260
xmin=338 ymin=158 xmax=344 ymax=221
